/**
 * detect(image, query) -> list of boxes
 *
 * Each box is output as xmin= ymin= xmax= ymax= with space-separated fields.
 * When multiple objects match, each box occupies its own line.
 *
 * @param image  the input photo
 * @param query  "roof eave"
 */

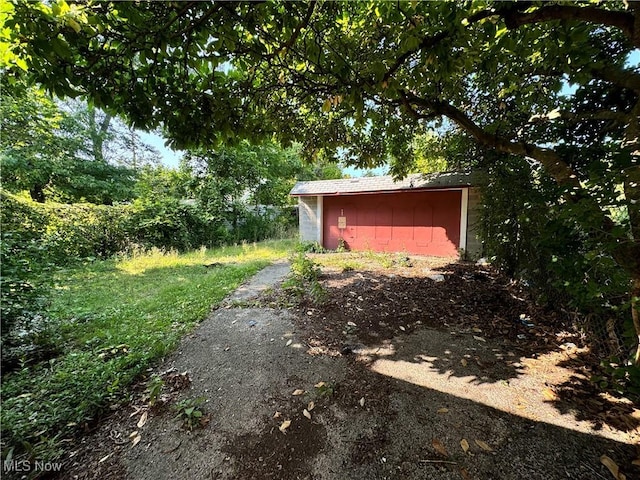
xmin=290 ymin=184 xmax=472 ymax=197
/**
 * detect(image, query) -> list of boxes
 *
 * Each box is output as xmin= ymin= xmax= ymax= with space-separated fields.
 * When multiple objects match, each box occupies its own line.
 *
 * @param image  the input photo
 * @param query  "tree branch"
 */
xmin=382 ymin=9 xmax=494 ymax=84
xmin=528 ymin=109 xmax=629 ymax=124
xmin=399 ymin=90 xmax=582 ymax=188
xmin=589 ymin=65 xmax=640 ymax=93
xmin=500 ymin=4 xmax=637 ymax=47
xmin=274 ymin=1 xmax=316 ymax=57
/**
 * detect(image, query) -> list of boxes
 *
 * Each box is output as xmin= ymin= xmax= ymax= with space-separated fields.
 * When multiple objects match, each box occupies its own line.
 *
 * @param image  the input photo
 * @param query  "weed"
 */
xmin=23 ymin=433 xmax=65 ymax=466
xmin=296 ymin=241 xmax=325 ymax=254
xmin=315 ymin=382 xmax=335 ymax=397
xmin=174 ymin=396 xmax=207 ymax=430
xmin=592 ymin=357 xmax=640 ymax=400
xmin=290 ymin=251 xmax=321 ymax=281
xmin=284 ymin=252 xmax=326 ymax=304
xmin=393 ymin=254 xmax=413 ymax=268
xmin=308 ymin=279 xmax=327 ymax=304
xmin=380 ymin=254 xmax=394 ymax=269
xmin=147 ymin=374 xmax=164 ymax=407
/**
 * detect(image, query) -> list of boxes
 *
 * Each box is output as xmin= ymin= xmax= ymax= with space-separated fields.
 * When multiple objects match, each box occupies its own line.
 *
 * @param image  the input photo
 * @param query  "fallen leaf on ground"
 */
xmin=314 ymin=381 xmax=326 ymax=388
xmin=542 ymin=387 xmax=558 ymax=401
xmin=286 ymin=339 xmax=293 ymax=346
xmin=129 ymin=431 xmax=138 ymax=438
xmin=460 ymin=359 xmax=468 ymax=367
xmin=279 ymin=419 xmax=291 ymax=433
xmin=307 ymin=401 xmax=315 ymax=411
xmin=303 ymin=409 xmax=312 ymax=420
xmin=474 ymin=439 xmax=494 ymax=452
xmin=98 ymin=453 xmax=113 ymax=464
xmin=399 ymin=326 xmax=406 ymax=331
xmin=459 ymin=467 xmax=472 ymax=480
xmin=437 ymin=408 xmax=449 ymax=414
xmin=632 ymin=459 xmax=640 ymax=467
xmin=600 ymin=455 xmax=626 ymax=480
xmin=359 ymin=397 xmax=365 ymax=407
xmin=473 ymin=335 xmax=486 ymax=342
xmin=129 ymin=406 xmax=142 ymax=418
xmin=137 ymin=411 xmax=148 ymax=428
xmin=432 ymin=439 xmax=449 ymax=457
xmin=460 ymin=439 xmax=470 ymax=453
xmin=132 ymin=434 xmax=141 ymax=446
xmin=292 ymin=389 xmax=305 ymax=396
xmin=273 ymin=411 xmax=281 ymax=419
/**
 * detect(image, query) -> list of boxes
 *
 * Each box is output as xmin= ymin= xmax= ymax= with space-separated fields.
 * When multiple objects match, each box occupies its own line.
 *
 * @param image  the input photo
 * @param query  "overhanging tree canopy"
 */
xmin=3 ymin=0 xmax=639 ymax=359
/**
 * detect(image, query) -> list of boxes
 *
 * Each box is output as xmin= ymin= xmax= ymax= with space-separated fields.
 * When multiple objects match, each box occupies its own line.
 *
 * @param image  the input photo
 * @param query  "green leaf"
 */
xmin=15 ymin=56 xmax=28 ymax=71
xmin=67 ymin=19 xmax=81 ymax=33
xmin=51 ymin=38 xmax=72 ymax=60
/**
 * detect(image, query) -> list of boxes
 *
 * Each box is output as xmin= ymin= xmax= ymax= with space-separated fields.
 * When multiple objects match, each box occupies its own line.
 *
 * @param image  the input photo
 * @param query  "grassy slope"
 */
xmin=1 ymin=240 xmax=293 ymax=460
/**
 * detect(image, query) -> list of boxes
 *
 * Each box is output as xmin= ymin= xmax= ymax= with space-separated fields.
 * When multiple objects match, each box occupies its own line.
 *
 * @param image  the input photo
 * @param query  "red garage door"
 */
xmin=323 ymin=190 xmax=461 ymax=257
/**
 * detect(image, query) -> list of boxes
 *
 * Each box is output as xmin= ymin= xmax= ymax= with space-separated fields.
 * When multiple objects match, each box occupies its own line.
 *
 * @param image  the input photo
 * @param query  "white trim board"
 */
xmin=459 ymin=188 xmax=468 ymax=251
xmin=316 ymin=195 xmax=323 ymax=244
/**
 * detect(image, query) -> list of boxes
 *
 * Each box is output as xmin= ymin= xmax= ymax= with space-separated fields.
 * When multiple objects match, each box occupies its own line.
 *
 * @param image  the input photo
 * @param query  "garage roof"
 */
xmin=290 ymin=171 xmax=476 ymax=196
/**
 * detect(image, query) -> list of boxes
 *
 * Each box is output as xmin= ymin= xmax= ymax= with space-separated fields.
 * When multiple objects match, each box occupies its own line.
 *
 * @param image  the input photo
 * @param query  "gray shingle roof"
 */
xmin=290 ymin=171 xmax=477 ymax=196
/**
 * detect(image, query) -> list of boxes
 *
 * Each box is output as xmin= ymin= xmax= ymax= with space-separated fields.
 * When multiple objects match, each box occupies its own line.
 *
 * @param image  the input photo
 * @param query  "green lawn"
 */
xmin=1 ymin=240 xmax=294 ymax=462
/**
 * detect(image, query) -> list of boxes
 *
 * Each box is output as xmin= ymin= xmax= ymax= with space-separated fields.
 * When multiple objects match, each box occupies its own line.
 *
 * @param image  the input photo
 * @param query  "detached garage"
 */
xmin=290 ymin=172 xmax=481 ymax=258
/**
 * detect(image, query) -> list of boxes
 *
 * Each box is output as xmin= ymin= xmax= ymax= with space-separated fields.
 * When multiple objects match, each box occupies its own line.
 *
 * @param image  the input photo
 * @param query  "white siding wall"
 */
xmin=298 ymin=196 xmax=322 ymax=243
xmin=466 ymin=187 xmax=482 ymax=258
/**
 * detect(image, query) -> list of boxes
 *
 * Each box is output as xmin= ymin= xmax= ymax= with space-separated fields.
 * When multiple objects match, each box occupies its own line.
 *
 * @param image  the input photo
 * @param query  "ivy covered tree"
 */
xmin=3 ymin=1 xmax=639 ymax=362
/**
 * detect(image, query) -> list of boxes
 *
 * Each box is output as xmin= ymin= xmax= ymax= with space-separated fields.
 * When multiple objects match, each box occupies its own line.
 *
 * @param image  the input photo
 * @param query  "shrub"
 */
xmin=41 ymin=202 xmax=133 ymax=260
xmin=230 ymin=206 xmax=298 ymax=244
xmin=480 ymin=160 xmax=630 ymax=320
xmin=128 ymin=198 xmax=222 ymax=251
xmin=478 ymin=158 xmax=636 ymax=395
xmin=1 ymin=193 xmax=56 ymax=369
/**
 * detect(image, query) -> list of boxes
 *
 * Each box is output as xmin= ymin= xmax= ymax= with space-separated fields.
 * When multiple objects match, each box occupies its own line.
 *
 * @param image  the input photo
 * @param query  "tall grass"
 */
xmin=1 ymin=240 xmax=294 ymax=464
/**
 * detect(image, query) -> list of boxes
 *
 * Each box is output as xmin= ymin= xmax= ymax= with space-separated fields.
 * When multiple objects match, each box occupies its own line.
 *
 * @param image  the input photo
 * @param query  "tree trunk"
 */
xmin=88 ymin=105 xmax=112 ymax=163
xmin=633 ymin=277 xmax=640 ymax=366
xmin=624 ymin=175 xmax=640 ymax=367
xmin=29 ymin=184 xmax=46 ymax=203
xmin=623 ymin=98 xmax=640 ymax=366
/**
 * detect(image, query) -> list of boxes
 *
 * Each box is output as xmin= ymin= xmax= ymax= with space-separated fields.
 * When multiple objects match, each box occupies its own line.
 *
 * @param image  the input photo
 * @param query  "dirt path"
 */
xmin=59 ymin=258 xmax=638 ymax=480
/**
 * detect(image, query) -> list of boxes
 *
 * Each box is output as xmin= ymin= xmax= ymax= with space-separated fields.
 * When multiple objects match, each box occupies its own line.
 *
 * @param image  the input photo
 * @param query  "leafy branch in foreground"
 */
xmin=4 ymin=1 xmax=639 ymax=360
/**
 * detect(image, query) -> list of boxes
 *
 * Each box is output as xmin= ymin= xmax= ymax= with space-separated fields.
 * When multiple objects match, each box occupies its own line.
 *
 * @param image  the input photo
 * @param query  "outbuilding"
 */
xmin=290 ymin=172 xmax=481 ymax=258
